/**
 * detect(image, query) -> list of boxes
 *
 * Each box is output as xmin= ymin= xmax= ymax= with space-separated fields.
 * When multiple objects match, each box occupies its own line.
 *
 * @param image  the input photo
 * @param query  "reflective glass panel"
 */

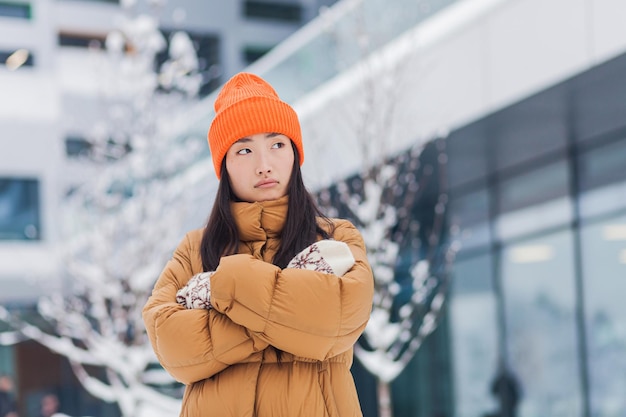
xmin=0 ymin=345 xmax=15 ymax=375
xmin=580 ymin=214 xmax=626 ymax=416
xmin=260 ymin=0 xmax=459 ymax=104
xmin=0 ymin=1 xmax=30 ymax=19
xmin=450 ymin=253 xmax=499 ymax=417
xmin=0 ymin=178 xmax=40 ymax=240
xmin=501 ymin=230 xmax=583 ymax=417
xmin=578 ymin=137 xmax=626 ymax=219
xmin=496 ymin=160 xmax=572 ymax=241
xmin=449 ymin=188 xmax=491 ymax=253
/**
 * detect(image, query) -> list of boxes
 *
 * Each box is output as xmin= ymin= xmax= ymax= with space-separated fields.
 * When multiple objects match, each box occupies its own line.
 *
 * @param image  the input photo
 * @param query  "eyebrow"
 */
xmin=235 ymin=133 xmax=282 ymax=143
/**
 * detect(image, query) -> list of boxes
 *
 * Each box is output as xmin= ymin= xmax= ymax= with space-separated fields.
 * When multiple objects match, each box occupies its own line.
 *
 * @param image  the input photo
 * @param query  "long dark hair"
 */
xmin=200 ymin=143 xmax=334 ymax=271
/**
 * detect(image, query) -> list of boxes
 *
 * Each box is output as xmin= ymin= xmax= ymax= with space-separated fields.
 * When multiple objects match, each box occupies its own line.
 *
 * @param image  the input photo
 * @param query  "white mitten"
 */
xmin=176 ymin=271 xmax=214 ymax=309
xmin=286 ymin=240 xmax=355 ymax=276
xmin=177 ymin=240 xmax=355 ymax=310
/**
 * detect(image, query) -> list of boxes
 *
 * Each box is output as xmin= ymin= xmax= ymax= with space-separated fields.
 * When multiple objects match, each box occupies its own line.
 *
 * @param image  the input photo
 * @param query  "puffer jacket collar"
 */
xmin=231 ymin=195 xmax=288 ymax=242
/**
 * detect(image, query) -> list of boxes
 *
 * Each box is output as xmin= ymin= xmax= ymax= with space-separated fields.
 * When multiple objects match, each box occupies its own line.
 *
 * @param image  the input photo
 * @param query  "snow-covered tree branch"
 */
xmin=0 ymin=2 xmax=210 ymax=416
xmin=317 ymin=137 xmax=458 ymax=417
xmin=80 ymin=0 xmax=203 ymax=163
xmin=313 ymin=4 xmax=460 ymax=416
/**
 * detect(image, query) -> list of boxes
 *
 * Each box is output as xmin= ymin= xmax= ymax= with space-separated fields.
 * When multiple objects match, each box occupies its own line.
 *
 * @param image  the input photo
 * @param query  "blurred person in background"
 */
xmin=485 ymin=357 xmax=521 ymax=417
xmin=37 ymin=393 xmax=59 ymax=417
xmin=0 ymin=374 xmax=18 ymax=417
xmin=143 ymin=72 xmax=374 ymax=417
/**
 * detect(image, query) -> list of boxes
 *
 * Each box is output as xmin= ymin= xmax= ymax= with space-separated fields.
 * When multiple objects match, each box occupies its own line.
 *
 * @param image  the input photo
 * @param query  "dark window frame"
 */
xmin=69 ymin=0 xmax=119 ymax=3
xmin=244 ymin=1 xmax=302 ymax=23
xmin=65 ymin=136 xmax=94 ymax=158
xmin=0 ymin=49 xmax=34 ymax=67
xmin=0 ymin=1 xmax=31 ymax=19
xmin=58 ymin=31 xmax=106 ymax=49
xmin=242 ymin=45 xmax=273 ymax=65
xmin=0 ymin=177 xmax=41 ymax=241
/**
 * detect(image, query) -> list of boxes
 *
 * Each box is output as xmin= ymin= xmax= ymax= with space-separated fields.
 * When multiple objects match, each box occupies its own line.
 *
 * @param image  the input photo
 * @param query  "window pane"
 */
xmin=502 ymin=230 xmax=583 ymax=417
xmin=65 ymin=136 xmax=93 ymax=157
xmin=0 ymin=49 xmax=34 ymax=67
xmin=580 ymin=215 xmax=626 ymax=417
xmin=498 ymin=160 xmax=569 ymax=213
xmin=58 ymin=32 xmax=105 ymax=49
xmin=243 ymin=45 xmax=272 ymax=65
xmin=0 ymin=1 xmax=30 ymax=19
xmin=0 ymin=178 xmax=40 ymax=240
xmin=449 ymin=188 xmax=491 ymax=253
xmin=450 ymin=254 xmax=499 ymax=417
xmin=496 ymin=160 xmax=572 ymax=241
xmin=71 ymin=0 xmax=118 ymax=3
xmin=0 ymin=344 xmax=15 ymax=375
xmin=244 ymin=1 xmax=302 ymax=23
xmin=578 ymin=137 xmax=626 ymax=219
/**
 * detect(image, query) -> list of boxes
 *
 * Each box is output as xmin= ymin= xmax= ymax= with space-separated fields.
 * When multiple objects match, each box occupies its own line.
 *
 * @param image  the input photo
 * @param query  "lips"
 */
xmin=254 ymin=179 xmax=278 ymax=188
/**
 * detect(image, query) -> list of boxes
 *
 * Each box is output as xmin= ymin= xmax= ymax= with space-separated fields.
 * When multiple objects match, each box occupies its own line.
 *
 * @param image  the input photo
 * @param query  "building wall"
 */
xmin=291 ymin=0 xmax=626 ymax=189
xmin=307 ymin=20 xmax=626 ymax=417
xmin=444 ymin=50 xmax=626 ymax=417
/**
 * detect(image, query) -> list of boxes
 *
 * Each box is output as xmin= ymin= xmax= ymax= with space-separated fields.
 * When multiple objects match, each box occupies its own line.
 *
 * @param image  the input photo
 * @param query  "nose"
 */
xmin=256 ymin=152 xmax=272 ymax=175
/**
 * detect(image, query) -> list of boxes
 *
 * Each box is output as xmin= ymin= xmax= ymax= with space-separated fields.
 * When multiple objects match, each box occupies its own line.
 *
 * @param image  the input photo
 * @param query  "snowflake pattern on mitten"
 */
xmin=176 ymin=271 xmax=214 ymax=309
xmin=287 ymin=243 xmax=334 ymax=273
xmin=176 ymin=239 xmax=355 ymax=310
xmin=287 ymin=240 xmax=355 ymax=277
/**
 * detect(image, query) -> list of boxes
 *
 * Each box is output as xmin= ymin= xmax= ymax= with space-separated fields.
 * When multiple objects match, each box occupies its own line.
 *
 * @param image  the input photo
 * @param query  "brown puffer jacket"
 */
xmin=143 ymin=197 xmax=374 ymax=417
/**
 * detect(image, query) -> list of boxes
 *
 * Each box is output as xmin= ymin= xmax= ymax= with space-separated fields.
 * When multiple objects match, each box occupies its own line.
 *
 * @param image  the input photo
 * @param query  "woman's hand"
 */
xmin=176 ymin=271 xmax=214 ymax=309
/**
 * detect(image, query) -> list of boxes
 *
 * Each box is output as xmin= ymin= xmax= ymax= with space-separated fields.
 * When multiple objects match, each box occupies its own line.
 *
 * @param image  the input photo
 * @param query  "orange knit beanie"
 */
xmin=207 ymin=72 xmax=303 ymax=179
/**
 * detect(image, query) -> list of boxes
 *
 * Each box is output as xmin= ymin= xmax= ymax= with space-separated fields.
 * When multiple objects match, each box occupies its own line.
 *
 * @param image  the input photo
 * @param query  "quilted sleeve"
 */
xmin=142 ymin=232 xmax=268 ymax=385
xmin=210 ymin=220 xmax=374 ymax=361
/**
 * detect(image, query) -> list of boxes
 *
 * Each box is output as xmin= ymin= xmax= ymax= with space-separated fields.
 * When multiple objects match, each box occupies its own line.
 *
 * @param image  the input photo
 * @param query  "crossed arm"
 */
xmin=142 ymin=221 xmax=374 ymax=384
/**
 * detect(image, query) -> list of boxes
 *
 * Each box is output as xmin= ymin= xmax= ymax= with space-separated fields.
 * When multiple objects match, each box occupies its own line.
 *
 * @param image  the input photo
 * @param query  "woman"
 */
xmin=143 ymin=72 xmax=374 ymax=417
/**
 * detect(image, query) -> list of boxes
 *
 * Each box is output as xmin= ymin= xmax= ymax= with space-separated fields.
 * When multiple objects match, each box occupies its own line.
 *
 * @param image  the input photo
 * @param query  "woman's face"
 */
xmin=225 ymin=132 xmax=295 ymax=202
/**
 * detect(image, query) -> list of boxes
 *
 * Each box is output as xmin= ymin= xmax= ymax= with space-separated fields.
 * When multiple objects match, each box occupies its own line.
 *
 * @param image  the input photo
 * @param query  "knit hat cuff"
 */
xmin=208 ymin=96 xmax=303 ymax=179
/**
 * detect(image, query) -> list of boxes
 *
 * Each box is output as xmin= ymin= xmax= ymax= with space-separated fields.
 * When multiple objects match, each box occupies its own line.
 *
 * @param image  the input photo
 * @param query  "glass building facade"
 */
xmin=349 ymin=50 xmax=626 ymax=417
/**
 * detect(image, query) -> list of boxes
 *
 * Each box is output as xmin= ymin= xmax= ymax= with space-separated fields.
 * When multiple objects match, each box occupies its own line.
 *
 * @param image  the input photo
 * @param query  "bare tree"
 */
xmin=79 ymin=0 xmax=204 ymax=163
xmin=0 ymin=154 xmax=200 ymax=416
xmin=0 ymin=2 xmax=210 ymax=415
xmin=317 ymin=137 xmax=457 ymax=417
xmin=313 ymin=3 xmax=459 ymax=416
